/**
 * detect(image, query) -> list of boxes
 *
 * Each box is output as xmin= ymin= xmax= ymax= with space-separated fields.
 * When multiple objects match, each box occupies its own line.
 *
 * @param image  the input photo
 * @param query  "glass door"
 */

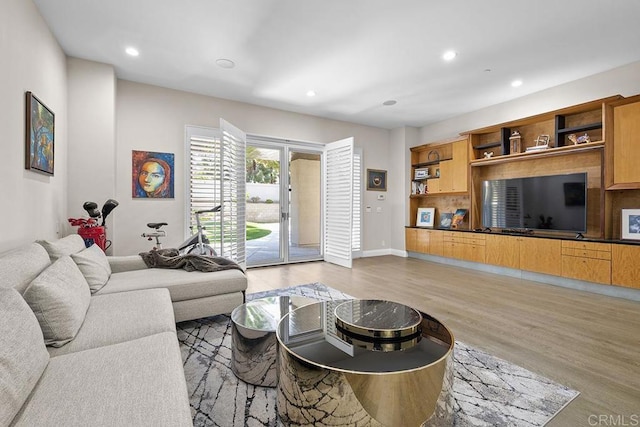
xmin=288 ymin=149 xmax=322 ymax=261
xmin=246 ymin=145 xmax=284 ymax=266
xmin=246 ymin=142 xmax=325 ymax=267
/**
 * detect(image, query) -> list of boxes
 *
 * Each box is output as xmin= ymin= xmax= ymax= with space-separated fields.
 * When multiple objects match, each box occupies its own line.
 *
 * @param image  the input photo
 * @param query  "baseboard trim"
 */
xmin=406 ymin=251 xmax=640 ymax=302
xmin=362 ymin=248 xmax=392 ymax=257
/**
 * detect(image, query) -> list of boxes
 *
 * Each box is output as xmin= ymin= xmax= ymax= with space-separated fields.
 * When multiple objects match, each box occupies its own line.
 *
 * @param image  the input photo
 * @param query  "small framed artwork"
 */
xmin=25 ymin=91 xmax=55 ymax=175
xmin=416 ymin=207 xmax=435 ymax=228
xmin=621 ymin=209 xmax=640 ymax=240
xmin=439 ymin=213 xmax=453 ymax=229
xmin=367 ymin=169 xmax=387 ymax=191
xmin=451 ymin=208 xmax=468 ymax=229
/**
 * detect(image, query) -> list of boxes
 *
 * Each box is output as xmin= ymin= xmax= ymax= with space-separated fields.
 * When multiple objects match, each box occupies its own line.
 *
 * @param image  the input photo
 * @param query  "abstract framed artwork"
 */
xmin=25 ymin=91 xmax=55 ymax=175
xmin=132 ymin=150 xmax=175 ymax=198
xmin=621 ymin=209 xmax=640 ymax=241
xmin=367 ymin=169 xmax=387 ymax=191
xmin=416 ymin=207 xmax=435 ymax=228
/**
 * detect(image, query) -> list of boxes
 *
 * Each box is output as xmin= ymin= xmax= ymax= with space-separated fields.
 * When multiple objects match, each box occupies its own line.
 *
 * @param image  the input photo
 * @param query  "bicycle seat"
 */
xmin=147 ymin=222 xmax=168 ymax=230
xmin=195 ymin=205 xmax=222 ymax=214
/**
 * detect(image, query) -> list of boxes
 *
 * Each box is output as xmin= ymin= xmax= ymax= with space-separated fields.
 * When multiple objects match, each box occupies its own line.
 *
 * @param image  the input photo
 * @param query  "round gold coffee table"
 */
xmin=276 ymin=299 xmax=455 ymax=426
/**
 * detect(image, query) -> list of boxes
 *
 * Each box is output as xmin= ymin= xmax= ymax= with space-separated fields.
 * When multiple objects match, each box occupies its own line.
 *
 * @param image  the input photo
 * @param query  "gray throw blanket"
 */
xmin=138 ymin=248 xmax=243 ymax=273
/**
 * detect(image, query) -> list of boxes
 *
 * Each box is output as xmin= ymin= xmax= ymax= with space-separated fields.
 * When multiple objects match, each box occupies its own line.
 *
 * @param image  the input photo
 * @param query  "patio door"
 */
xmin=246 ymin=142 xmax=324 ymax=267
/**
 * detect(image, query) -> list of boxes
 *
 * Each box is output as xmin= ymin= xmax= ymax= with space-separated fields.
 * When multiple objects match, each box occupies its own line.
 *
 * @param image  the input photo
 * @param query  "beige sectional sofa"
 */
xmin=0 ymin=235 xmax=248 ymax=426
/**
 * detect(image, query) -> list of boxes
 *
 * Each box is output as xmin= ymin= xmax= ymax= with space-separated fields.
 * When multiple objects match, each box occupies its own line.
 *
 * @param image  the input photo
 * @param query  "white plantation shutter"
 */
xmin=186 ymin=122 xmax=246 ymax=269
xmin=324 ymin=137 xmax=353 ymax=268
xmin=352 ymin=149 xmax=362 ymax=256
xmin=220 ymin=119 xmax=246 ymax=269
xmin=187 ymin=127 xmax=223 ymax=255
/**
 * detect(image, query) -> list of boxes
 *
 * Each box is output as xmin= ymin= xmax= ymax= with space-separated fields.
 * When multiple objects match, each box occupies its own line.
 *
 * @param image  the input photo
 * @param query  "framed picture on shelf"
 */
xmin=367 ymin=169 xmax=387 ymax=191
xmin=621 ymin=209 xmax=640 ymax=240
xmin=416 ymin=207 xmax=435 ymax=228
xmin=439 ymin=212 xmax=453 ymax=229
xmin=25 ymin=91 xmax=55 ymax=176
xmin=451 ymin=209 xmax=468 ymax=229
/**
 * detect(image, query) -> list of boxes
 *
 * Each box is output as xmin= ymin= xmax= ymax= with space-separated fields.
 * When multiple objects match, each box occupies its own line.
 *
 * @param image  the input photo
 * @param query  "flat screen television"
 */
xmin=482 ymin=172 xmax=587 ymax=233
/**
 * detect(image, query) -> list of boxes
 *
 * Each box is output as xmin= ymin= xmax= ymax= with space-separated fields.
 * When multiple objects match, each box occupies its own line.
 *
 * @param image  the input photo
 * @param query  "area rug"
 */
xmin=177 ymin=283 xmax=579 ymax=426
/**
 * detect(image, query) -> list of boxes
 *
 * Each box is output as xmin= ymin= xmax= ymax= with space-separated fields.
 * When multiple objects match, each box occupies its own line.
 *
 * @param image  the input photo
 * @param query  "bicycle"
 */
xmin=142 ymin=205 xmax=220 ymax=256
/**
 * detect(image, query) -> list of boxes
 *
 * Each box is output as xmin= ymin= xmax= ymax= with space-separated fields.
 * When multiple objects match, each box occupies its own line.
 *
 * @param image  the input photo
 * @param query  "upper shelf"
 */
xmin=470 ymin=141 xmax=604 ymax=166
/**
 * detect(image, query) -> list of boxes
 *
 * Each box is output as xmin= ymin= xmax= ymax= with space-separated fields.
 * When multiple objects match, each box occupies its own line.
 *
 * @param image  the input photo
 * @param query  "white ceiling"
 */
xmin=34 ymin=0 xmax=640 ymax=129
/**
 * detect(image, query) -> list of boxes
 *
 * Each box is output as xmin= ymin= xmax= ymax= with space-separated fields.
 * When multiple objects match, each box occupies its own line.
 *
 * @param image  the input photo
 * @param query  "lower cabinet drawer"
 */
xmin=561 ymin=256 xmax=611 ymax=285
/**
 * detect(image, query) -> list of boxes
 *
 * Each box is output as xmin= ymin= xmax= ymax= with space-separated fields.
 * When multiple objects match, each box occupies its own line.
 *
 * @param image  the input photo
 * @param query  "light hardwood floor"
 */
xmin=246 ymin=256 xmax=640 ymax=426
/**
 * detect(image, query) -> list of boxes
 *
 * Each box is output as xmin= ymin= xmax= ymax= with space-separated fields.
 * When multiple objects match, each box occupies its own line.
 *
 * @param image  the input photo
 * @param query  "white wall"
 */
xmin=66 ymin=58 xmax=117 ymax=251
xmin=0 ymin=0 xmax=67 ymax=253
xmin=114 ymin=80 xmax=391 ymax=255
xmin=418 ymin=60 xmax=640 ymax=144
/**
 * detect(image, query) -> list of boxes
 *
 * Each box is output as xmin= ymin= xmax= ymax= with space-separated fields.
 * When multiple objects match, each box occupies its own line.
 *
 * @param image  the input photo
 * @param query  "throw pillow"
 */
xmin=71 ymin=244 xmax=112 ymax=293
xmin=23 ymin=256 xmax=91 ymax=347
xmin=37 ymin=234 xmax=86 ymax=261
xmin=0 ymin=287 xmax=50 ymax=426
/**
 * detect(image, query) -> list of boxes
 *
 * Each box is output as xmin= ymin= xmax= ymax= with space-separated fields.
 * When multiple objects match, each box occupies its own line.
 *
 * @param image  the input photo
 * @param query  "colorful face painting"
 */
xmin=132 ymin=150 xmax=175 ymax=198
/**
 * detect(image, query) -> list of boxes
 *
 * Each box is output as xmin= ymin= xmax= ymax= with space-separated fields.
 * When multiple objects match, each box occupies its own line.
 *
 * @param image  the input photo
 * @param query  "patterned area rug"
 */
xmin=177 ymin=283 xmax=579 ymax=426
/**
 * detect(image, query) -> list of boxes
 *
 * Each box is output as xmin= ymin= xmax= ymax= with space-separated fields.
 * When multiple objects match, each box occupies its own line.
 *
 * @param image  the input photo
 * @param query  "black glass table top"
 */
xmin=276 ymin=299 xmax=453 ymax=373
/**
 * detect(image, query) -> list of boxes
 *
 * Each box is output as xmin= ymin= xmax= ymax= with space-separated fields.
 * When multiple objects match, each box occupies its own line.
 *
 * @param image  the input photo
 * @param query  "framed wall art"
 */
xmin=367 ymin=169 xmax=387 ymax=191
xmin=416 ymin=207 xmax=435 ymax=228
xmin=132 ymin=150 xmax=175 ymax=198
xmin=25 ymin=91 xmax=55 ymax=175
xmin=621 ymin=209 xmax=640 ymax=240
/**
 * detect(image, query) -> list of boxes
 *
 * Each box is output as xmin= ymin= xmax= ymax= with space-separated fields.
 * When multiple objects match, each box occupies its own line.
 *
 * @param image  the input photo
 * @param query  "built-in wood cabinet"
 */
xmin=611 ymin=244 xmax=640 ymax=289
xmin=405 ymin=93 xmax=640 ymax=294
xmin=561 ymin=241 xmax=611 ymax=284
xmin=406 ymin=228 xmax=640 ymax=288
xmin=409 ymin=137 xmax=470 ymax=228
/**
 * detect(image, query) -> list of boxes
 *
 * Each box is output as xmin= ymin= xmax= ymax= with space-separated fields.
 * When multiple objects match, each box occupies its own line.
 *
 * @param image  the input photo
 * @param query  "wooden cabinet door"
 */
xmin=485 ymin=234 xmax=520 ymax=269
xmin=427 ymin=177 xmax=440 ymax=194
xmin=405 ymin=228 xmax=418 ymax=252
xmin=437 ymin=160 xmax=453 ymax=193
xmin=613 ymin=101 xmax=640 ymax=185
xmin=428 ymin=230 xmax=444 ymax=256
xmin=562 ymin=256 xmax=611 ymax=284
xmin=450 ymin=139 xmax=468 ymax=193
xmin=415 ymin=228 xmax=430 ymax=253
xmin=519 ymin=238 xmax=562 ymax=276
xmin=611 ymin=244 xmax=640 ymax=289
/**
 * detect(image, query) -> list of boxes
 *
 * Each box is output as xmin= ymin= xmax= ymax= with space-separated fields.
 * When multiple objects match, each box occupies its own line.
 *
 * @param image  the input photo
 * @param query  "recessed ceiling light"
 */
xmin=125 ymin=47 xmax=139 ymax=57
xmin=383 ymin=100 xmax=397 ymax=106
xmin=306 ymin=90 xmax=316 ymax=97
xmin=216 ymin=58 xmax=235 ymax=69
xmin=511 ymin=79 xmax=523 ymax=87
xmin=443 ymin=50 xmax=457 ymax=61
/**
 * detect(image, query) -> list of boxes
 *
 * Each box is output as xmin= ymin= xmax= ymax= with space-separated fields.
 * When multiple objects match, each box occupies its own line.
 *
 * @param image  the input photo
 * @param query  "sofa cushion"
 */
xmin=96 ymin=267 xmax=247 ymax=302
xmin=0 ymin=243 xmax=50 ymax=294
xmin=11 ymin=333 xmax=192 ymax=427
xmin=37 ymin=234 xmax=86 ymax=261
xmin=48 ymin=288 xmax=177 ymax=357
xmin=23 ymin=256 xmax=91 ymax=347
xmin=70 ymin=244 xmax=111 ymax=293
xmin=0 ymin=288 xmax=50 ymax=427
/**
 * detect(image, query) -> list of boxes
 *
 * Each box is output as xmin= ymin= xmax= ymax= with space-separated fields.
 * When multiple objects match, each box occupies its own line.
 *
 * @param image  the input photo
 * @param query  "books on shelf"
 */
xmin=412 ymin=181 xmax=428 ymax=195
xmin=414 ymin=168 xmax=430 ymax=179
